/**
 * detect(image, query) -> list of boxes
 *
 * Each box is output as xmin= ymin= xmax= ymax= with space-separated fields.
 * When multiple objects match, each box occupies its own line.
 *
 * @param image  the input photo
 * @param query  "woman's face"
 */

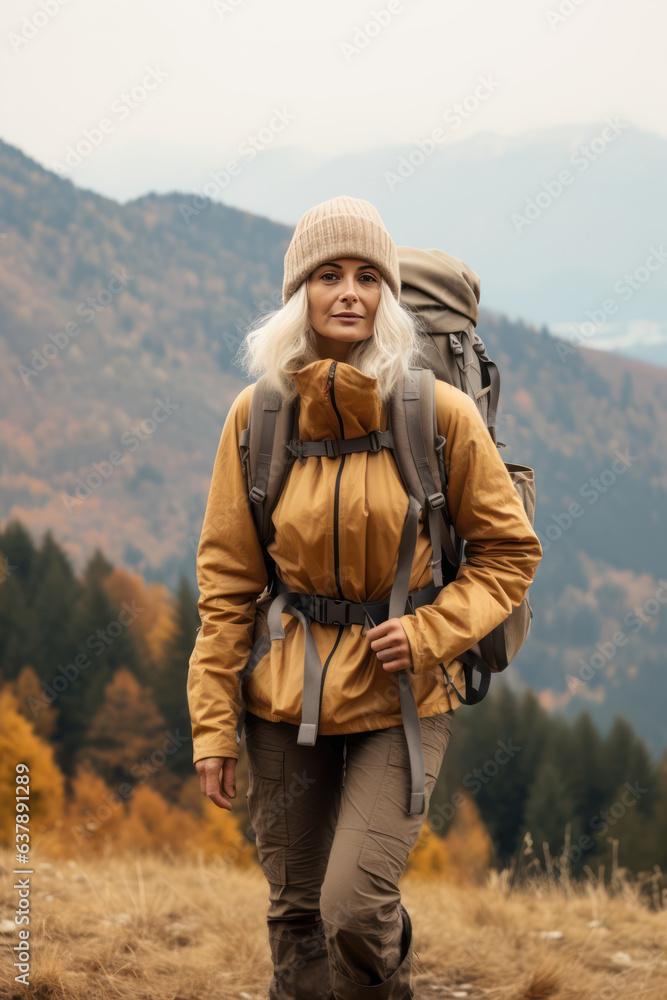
xmin=307 ymin=257 xmax=382 ymax=362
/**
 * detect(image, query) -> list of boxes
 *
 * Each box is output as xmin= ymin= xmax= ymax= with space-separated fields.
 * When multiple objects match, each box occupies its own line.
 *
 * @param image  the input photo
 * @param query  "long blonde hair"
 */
xmin=236 ymin=277 xmax=429 ymax=404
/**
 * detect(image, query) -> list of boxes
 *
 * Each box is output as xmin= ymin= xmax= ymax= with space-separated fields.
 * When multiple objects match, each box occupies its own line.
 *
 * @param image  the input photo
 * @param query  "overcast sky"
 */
xmin=1 ymin=0 xmax=664 ymax=176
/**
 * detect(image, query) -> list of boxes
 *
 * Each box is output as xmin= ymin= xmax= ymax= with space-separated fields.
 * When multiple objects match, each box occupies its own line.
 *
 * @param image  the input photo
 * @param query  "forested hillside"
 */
xmin=0 ymin=137 xmax=665 ymax=754
xmin=1 ymin=521 xmax=666 ymax=883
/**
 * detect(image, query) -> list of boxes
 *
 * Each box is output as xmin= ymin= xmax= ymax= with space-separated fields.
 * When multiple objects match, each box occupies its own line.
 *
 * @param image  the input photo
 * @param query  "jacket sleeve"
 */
xmin=399 ymin=380 xmax=543 ymax=676
xmin=187 ymin=384 xmax=268 ymax=762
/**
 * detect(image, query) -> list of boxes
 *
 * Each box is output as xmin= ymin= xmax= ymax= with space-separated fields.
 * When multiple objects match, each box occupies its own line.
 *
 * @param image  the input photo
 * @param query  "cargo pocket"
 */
xmin=419 ymin=713 xmax=453 ymax=781
xmin=246 ymin=746 xmax=289 ymax=885
xmin=356 ymin=740 xmax=427 ymax=886
xmin=357 ymin=720 xmax=452 ymax=886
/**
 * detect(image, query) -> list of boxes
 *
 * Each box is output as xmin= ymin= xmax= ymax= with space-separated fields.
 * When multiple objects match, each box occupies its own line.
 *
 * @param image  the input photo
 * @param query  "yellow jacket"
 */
xmin=187 ymin=357 xmax=543 ymax=762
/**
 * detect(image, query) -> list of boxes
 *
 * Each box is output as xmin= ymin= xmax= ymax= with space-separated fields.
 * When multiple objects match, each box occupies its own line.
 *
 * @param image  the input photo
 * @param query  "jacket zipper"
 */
xmin=328 ymin=362 xmax=346 ymax=599
xmin=321 ymin=360 xmax=345 ymax=697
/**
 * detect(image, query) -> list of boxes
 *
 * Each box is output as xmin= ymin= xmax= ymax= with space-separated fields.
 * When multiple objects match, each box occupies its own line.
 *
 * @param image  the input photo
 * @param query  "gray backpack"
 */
xmin=234 ymin=246 xmax=537 ymax=814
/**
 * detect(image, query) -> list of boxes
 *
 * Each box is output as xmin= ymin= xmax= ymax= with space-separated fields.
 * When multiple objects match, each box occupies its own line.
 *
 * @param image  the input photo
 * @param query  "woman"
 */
xmin=187 ymin=196 xmax=543 ymax=999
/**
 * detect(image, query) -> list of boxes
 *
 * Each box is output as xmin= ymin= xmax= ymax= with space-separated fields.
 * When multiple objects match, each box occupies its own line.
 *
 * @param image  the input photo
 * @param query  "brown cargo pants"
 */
xmin=243 ymin=707 xmax=454 ymax=1000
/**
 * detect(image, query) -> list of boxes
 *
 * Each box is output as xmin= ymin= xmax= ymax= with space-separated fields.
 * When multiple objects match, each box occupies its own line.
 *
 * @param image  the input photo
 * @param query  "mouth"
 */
xmin=333 ymin=312 xmax=363 ymax=319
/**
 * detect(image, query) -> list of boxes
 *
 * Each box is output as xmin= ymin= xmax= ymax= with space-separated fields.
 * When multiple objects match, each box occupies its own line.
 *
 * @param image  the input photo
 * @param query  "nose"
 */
xmin=339 ymin=276 xmax=358 ymax=302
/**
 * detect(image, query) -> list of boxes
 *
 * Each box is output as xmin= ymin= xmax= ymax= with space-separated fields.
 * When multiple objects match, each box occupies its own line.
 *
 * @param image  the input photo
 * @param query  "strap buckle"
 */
xmin=248 ymin=486 xmax=266 ymax=504
xmin=368 ymin=430 xmax=381 ymax=453
xmin=324 ymin=438 xmax=340 ymax=459
xmin=327 ymin=598 xmax=349 ymax=626
xmin=425 ymin=491 xmax=446 ymax=511
xmin=311 ymin=594 xmax=349 ymax=625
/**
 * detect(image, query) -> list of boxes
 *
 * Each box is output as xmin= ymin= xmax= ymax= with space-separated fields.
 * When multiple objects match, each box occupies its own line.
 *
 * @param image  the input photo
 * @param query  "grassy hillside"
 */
xmin=1 ymin=849 xmax=665 ymax=999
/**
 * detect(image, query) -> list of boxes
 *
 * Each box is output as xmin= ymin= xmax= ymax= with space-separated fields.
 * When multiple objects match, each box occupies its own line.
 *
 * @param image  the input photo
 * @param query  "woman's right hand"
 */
xmin=195 ymin=756 xmax=237 ymax=810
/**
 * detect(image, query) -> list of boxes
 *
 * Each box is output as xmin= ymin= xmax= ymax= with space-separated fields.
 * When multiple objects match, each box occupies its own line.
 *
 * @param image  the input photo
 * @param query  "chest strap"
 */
xmin=286 ymin=429 xmax=393 ymax=460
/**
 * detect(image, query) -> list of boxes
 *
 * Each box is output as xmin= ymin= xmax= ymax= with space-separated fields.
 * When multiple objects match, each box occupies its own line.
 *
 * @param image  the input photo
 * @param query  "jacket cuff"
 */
xmin=193 ymin=740 xmax=240 ymax=764
xmin=400 ymin=613 xmax=441 ymax=676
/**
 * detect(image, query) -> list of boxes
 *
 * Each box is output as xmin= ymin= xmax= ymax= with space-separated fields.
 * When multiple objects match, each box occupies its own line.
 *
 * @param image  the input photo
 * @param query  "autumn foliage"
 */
xmin=406 ymin=793 xmax=495 ymax=884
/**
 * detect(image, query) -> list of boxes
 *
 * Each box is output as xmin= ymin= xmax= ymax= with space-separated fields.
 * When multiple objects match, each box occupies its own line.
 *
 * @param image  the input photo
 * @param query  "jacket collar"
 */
xmin=291 ymin=358 xmax=387 ymax=441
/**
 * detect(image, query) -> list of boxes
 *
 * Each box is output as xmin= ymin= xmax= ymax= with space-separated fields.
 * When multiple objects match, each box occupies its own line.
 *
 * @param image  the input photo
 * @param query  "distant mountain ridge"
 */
xmin=24 ymin=121 xmax=667 ymax=367
xmin=0 ymin=137 xmax=666 ymax=755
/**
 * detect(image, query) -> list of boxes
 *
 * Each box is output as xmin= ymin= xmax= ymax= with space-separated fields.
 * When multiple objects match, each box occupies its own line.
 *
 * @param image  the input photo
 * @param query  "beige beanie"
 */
xmin=282 ymin=195 xmax=400 ymax=304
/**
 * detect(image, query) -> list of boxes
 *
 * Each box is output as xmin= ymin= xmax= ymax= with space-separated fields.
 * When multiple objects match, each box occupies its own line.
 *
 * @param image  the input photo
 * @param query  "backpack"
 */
xmin=237 ymin=246 xmax=537 ymax=708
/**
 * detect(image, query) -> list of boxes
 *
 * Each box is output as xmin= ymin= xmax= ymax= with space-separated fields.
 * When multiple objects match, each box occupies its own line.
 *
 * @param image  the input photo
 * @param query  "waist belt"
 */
xmin=236 ymin=495 xmax=440 ymax=815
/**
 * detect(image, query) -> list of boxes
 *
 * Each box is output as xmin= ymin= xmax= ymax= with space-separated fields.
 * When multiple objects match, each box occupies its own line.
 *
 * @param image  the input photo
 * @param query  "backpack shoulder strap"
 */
xmin=388 ymin=367 xmax=461 ymax=582
xmin=238 ymin=376 xmax=299 ymax=553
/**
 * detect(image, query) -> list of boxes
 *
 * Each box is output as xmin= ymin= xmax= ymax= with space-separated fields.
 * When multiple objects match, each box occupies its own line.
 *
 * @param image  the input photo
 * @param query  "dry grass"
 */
xmin=1 ymin=849 xmax=666 ymax=1000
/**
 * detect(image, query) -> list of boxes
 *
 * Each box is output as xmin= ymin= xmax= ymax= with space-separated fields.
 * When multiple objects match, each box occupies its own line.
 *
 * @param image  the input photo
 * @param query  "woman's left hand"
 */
xmin=363 ymin=619 xmax=413 ymax=672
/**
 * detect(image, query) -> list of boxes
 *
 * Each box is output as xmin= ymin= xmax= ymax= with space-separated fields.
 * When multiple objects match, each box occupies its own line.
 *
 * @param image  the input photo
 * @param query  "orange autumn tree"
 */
xmin=101 ymin=566 xmax=177 ymax=671
xmin=58 ymin=763 xmax=128 ymax=856
xmin=74 ymin=667 xmax=169 ymax=789
xmin=0 ymin=688 xmax=64 ymax=846
xmin=407 ymin=791 xmax=495 ymax=884
xmin=9 ymin=664 xmax=58 ymax=740
xmin=57 ymin=764 xmax=254 ymax=862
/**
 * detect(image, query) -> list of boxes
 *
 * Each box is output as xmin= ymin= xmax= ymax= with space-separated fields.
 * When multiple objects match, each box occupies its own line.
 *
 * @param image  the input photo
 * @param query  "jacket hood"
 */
xmin=291 ymin=358 xmax=387 ymax=442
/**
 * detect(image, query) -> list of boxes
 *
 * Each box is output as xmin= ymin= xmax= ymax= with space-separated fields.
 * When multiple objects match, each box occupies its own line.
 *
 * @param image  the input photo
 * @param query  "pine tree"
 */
xmin=154 ymin=575 xmax=199 ymax=775
xmin=522 ymin=758 xmax=578 ymax=863
xmin=601 ymin=716 xmax=656 ymax=819
xmin=647 ymin=750 xmax=667 ymax=871
xmin=84 ymin=547 xmax=114 ymax=587
xmin=561 ymin=710 xmax=607 ymax=820
xmin=56 ymin=576 xmax=143 ymax=771
xmin=435 ymin=684 xmax=550 ymax=864
xmin=0 ymin=574 xmax=31 ymax=682
xmin=29 ymin=530 xmax=81 ymax=680
xmin=0 ymin=519 xmax=35 ymax=588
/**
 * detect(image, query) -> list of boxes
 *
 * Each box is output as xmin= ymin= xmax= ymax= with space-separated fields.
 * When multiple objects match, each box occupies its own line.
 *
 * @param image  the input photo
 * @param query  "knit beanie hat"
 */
xmin=282 ymin=195 xmax=400 ymax=304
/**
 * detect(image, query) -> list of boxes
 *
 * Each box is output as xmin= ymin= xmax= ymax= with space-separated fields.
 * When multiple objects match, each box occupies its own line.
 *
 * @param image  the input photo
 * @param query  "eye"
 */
xmin=359 ymin=272 xmax=378 ymax=283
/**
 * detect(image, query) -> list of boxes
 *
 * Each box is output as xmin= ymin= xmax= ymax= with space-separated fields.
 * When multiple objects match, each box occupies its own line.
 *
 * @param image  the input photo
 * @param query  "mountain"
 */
xmin=0 ymin=137 xmax=666 ymax=754
xmin=34 ymin=122 xmax=667 ymax=368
